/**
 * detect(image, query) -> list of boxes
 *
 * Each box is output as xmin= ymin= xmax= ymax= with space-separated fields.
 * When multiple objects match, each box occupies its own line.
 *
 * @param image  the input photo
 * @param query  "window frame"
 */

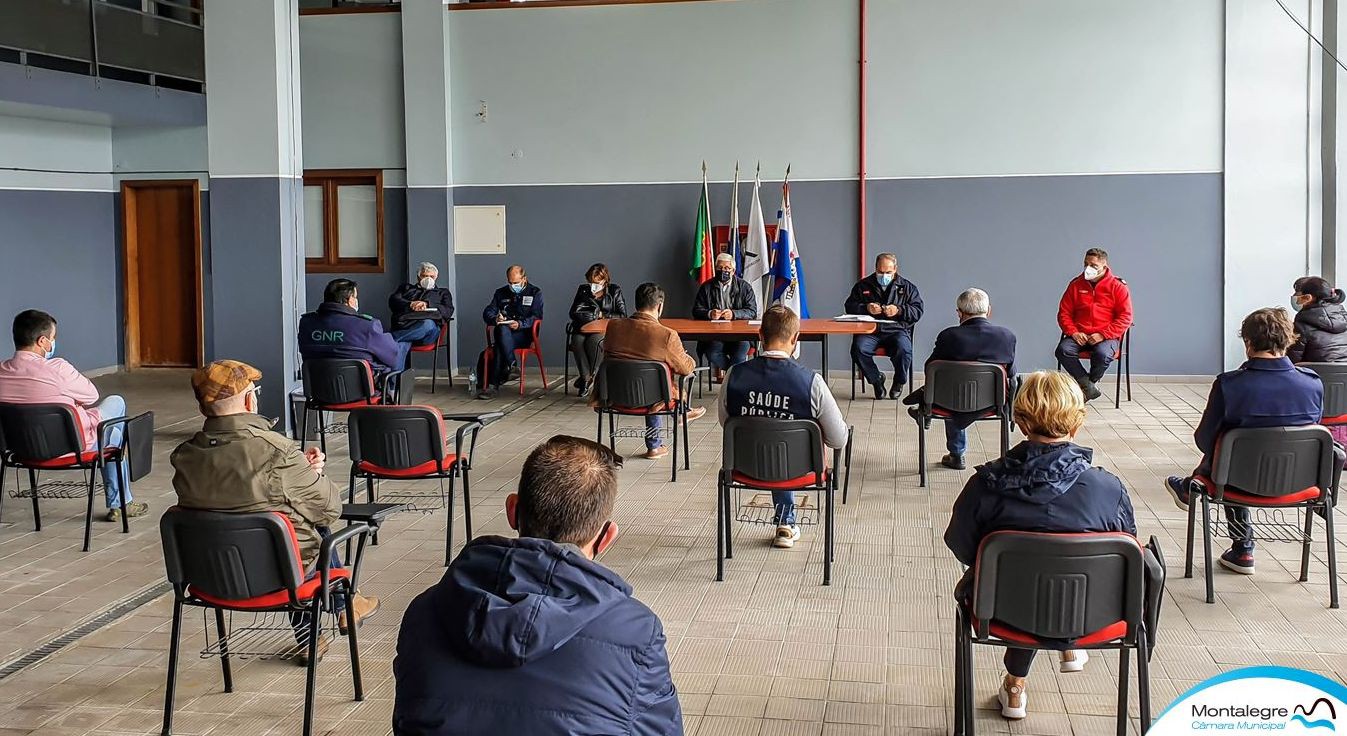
xmin=303 ymin=168 xmax=386 ymax=274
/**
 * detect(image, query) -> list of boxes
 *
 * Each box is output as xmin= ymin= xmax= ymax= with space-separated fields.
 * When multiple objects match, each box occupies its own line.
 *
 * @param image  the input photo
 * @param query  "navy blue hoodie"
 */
xmin=393 ymin=536 xmax=682 ymax=736
xmin=944 ymin=441 xmax=1136 ymax=569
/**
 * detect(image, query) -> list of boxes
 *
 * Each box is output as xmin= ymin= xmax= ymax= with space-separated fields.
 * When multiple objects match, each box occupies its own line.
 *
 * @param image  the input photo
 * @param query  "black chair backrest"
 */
xmin=160 ymin=507 xmax=304 ymax=603
xmin=1300 ymin=362 xmax=1347 ymax=419
xmin=348 ymin=406 xmax=446 ymax=469
xmin=0 ymin=403 xmax=83 ymax=462
xmin=595 ymin=359 xmax=673 ymax=410
xmin=722 ymin=416 xmax=825 ymax=484
xmin=973 ymin=531 xmax=1145 ymax=644
xmin=1211 ymin=425 xmax=1335 ymax=499
xmin=301 ymin=359 xmax=376 ymax=406
xmin=922 ymin=361 xmax=1006 ymax=414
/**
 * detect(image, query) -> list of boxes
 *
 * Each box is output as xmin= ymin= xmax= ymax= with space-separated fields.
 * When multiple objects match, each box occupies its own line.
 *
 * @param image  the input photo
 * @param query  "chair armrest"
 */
xmin=444 ymin=412 xmax=503 ymax=468
xmin=95 ymin=411 xmax=153 ymax=451
xmin=319 ymin=522 xmax=371 ymax=604
xmin=442 ymin=411 xmax=505 ymax=425
xmin=1142 ymin=535 xmax=1166 ymax=658
xmin=377 ymin=368 xmax=410 ymax=404
xmin=96 ymin=411 xmax=155 ymax=481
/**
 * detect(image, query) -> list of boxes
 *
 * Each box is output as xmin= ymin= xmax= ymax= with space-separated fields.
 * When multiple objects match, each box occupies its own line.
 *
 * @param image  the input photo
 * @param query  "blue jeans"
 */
xmin=851 ymin=330 xmax=913 ymax=387
xmin=94 ymin=395 xmax=132 ymax=509
xmin=645 ymin=415 xmax=663 ymax=451
xmin=698 ymin=340 xmax=750 ymax=371
xmin=1055 ymin=336 xmax=1119 ymax=383
xmin=490 ymin=325 xmax=532 ymax=387
xmin=946 ymin=421 xmax=967 ymax=457
xmin=392 ymin=319 xmax=440 ymax=347
xmin=773 ymin=492 xmax=796 ymax=526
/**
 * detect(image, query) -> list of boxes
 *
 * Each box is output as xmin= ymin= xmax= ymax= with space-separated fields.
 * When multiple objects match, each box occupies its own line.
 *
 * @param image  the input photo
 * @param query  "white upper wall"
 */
xmin=112 ymin=125 xmax=209 ymax=187
xmin=868 ymin=0 xmax=1224 ymax=177
xmin=448 ymin=0 xmax=858 ymax=185
xmin=0 ymin=114 xmax=112 ymax=191
xmin=299 ymin=13 xmax=406 ymax=173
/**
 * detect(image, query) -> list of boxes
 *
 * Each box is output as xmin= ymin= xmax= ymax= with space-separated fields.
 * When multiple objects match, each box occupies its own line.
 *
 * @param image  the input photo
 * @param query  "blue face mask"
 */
xmin=44 ymin=340 xmax=55 ymax=360
xmin=1293 ymin=297 xmax=1305 ymax=312
xmin=510 ymin=283 xmax=524 ymax=294
xmin=876 ymin=273 xmax=894 ymax=287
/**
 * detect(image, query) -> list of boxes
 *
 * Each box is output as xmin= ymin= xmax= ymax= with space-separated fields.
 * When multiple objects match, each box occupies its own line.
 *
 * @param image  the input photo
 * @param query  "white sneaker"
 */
xmin=772 ymin=525 xmax=801 ymax=549
xmin=1059 ymin=650 xmax=1088 ymax=673
xmin=998 ymin=676 xmax=1027 ymax=719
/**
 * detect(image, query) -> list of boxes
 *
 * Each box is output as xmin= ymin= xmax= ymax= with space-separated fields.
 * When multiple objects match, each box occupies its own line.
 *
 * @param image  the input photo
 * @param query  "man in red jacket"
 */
xmin=1055 ymin=248 xmax=1133 ymax=401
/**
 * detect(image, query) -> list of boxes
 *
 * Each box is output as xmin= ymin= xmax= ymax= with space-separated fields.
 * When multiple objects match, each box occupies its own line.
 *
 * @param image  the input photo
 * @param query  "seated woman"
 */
xmin=1289 ymin=276 xmax=1347 ymax=365
xmin=944 ymin=370 xmax=1136 ymax=721
xmin=568 ymin=263 xmax=627 ymax=397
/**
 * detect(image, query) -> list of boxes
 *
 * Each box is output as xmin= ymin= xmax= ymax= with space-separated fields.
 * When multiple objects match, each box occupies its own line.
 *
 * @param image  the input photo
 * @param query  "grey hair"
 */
xmin=875 ymin=252 xmax=897 ymax=268
xmin=715 ymin=252 xmax=735 ymax=265
xmin=417 ymin=262 xmax=438 ymax=275
xmin=956 ymin=288 xmax=990 ymax=316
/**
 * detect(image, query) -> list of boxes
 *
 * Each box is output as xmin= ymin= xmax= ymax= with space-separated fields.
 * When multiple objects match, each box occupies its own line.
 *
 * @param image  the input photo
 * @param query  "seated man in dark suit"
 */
xmin=389 ymin=261 xmax=454 ymax=347
xmin=845 ymin=252 xmax=924 ymax=399
xmin=693 ymin=252 xmax=759 ymax=380
xmin=299 ymin=278 xmax=408 ymax=385
xmin=479 ymin=264 xmax=543 ymax=400
xmin=905 ymin=288 xmax=1017 ymax=470
xmin=1165 ymin=307 xmax=1328 ymax=575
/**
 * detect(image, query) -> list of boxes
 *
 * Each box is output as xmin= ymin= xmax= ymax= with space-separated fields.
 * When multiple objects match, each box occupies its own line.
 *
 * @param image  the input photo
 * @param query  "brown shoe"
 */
xmin=685 ymin=406 xmax=707 ymax=422
xmin=642 ymin=446 xmax=670 ymax=460
xmin=295 ymin=633 xmax=330 ymax=667
xmin=712 ymin=368 xmax=725 ymax=384
xmin=103 ymin=502 xmax=149 ymax=523
xmin=337 ymin=593 xmax=381 ymax=634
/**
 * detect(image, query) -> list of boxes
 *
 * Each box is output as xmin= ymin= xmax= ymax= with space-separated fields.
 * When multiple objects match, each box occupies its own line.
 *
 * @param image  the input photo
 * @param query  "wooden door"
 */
xmin=122 ymin=180 xmax=203 ymax=368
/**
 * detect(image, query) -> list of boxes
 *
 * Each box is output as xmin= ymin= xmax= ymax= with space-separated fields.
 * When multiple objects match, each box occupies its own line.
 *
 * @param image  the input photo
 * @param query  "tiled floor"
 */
xmin=0 ymin=369 xmax=1344 ymax=735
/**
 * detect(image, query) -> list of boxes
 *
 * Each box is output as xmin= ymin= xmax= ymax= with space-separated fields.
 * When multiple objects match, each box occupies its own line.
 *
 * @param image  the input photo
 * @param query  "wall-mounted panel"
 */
xmin=867 ymin=0 xmax=1224 ymax=178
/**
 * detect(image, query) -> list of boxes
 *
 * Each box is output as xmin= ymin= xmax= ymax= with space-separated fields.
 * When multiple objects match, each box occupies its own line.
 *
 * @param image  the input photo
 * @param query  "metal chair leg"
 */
xmin=1301 ymin=506 xmax=1313 ymax=582
xmin=1138 ymin=637 xmax=1152 ymax=733
xmin=1326 ymin=497 xmax=1339 ymax=608
xmin=28 ymin=468 xmax=40 ymax=532
xmin=345 ymin=588 xmax=364 ymax=700
xmin=161 ymin=598 xmax=183 ymax=736
xmin=1184 ymin=492 xmax=1196 ymax=578
xmin=918 ymin=415 xmax=928 ymax=488
xmin=301 ymin=598 xmax=321 ymax=736
xmin=0 ymin=462 xmax=7 ymax=524
xmin=608 ymin=413 xmax=616 ymax=453
xmin=1116 ymin=644 xmax=1131 ymax=736
xmin=952 ymin=611 xmax=964 ymax=736
xmin=1201 ymin=497 xmax=1215 ymax=604
xmin=317 ymin=411 xmax=327 ymax=456
xmin=461 ymin=465 xmax=474 ymax=543
xmin=715 ymin=479 xmax=724 ymax=582
xmin=444 ymin=472 xmax=457 ymax=567
xmin=1113 ymin=354 xmax=1122 ymax=409
xmin=215 ymin=609 xmax=233 ymax=692
xmin=843 ymin=433 xmax=854 ymax=504
xmin=683 ymin=407 xmax=691 ymax=470
xmin=823 ymin=485 xmax=835 ymax=585
xmin=596 ymin=410 xmax=603 ymax=444
xmin=724 ymin=484 xmax=734 ymax=560
xmin=83 ymin=468 xmax=96 ymax=552
xmin=366 ymin=477 xmax=379 ymax=545
xmin=670 ymin=412 xmax=678 ymax=483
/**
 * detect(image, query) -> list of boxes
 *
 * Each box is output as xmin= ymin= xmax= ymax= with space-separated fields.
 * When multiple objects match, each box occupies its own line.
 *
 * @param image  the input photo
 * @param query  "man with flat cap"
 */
xmin=171 ymin=360 xmax=380 ymax=662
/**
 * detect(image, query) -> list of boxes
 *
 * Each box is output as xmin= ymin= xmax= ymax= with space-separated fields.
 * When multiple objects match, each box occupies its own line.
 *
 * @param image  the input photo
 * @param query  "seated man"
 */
xmin=0 ymin=310 xmax=144 ymax=522
xmin=393 ymin=435 xmax=682 ymax=735
xmin=479 ymin=264 xmax=543 ymax=400
xmin=389 ymin=261 xmax=455 ymax=347
xmin=945 ymin=371 xmax=1136 ymax=721
xmin=845 ymin=252 xmax=923 ymax=399
xmin=603 ymin=282 xmax=706 ymax=460
xmin=170 ymin=360 xmax=379 ymax=661
xmin=299 ymin=278 xmax=409 ymax=391
xmin=1055 ymin=247 xmax=1133 ymax=401
xmin=693 ymin=252 xmax=759 ymax=380
xmin=1166 ymin=308 xmax=1327 ymax=575
xmin=904 ymin=288 xmax=1017 ymax=470
xmin=718 ymin=305 xmax=848 ymax=549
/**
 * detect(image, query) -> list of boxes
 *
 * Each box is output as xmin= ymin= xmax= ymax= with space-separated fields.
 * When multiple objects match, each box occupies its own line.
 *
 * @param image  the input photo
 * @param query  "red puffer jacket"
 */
xmin=1057 ymin=270 xmax=1133 ymax=340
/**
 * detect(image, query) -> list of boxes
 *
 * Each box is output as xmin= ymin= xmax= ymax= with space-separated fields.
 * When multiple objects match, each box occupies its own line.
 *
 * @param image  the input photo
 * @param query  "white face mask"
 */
xmin=1083 ymin=265 xmax=1102 ymax=281
xmin=419 ymin=277 xmax=436 ymax=290
xmin=590 ymin=281 xmax=605 ymax=295
xmin=351 ymin=299 xmax=360 ymax=312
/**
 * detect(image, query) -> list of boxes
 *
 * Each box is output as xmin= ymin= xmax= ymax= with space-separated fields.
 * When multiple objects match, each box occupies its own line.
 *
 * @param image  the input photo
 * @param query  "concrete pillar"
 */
xmin=401 ymin=0 xmax=459 ymax=372
xmin=204 ymin=0 xmax=305 ymax=419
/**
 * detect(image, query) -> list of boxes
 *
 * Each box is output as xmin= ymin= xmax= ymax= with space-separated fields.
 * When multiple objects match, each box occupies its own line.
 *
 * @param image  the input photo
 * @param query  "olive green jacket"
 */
xmin=170 ymin=413 xmax=342 ymax=569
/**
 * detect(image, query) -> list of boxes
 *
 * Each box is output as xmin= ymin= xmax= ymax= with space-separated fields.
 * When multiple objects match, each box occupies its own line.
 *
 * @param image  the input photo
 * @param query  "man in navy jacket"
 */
xmin=1166 ymin=307 xmax=1326 ymax=575
xmin=393 ymin=435 xmax=681 ymax=736
xmin=844 ymin=252 xmax=923 ymax=399
xmin=479 ymin=264 xmax=543 ymax=399
xmin=299 ymin=278 xmax=408 ymax=375
xmin=905 ymin=288 xmax=1017 ymax=470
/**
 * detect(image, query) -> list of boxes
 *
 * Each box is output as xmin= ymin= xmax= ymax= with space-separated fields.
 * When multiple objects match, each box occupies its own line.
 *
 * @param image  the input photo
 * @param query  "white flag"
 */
xmin=743 ymin=166 xmax=770 ymax=307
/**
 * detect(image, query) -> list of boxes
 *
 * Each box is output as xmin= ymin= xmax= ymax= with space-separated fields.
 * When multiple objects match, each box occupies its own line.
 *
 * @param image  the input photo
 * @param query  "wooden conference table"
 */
xmin=579 ymin=318 xmax=876 ymax=382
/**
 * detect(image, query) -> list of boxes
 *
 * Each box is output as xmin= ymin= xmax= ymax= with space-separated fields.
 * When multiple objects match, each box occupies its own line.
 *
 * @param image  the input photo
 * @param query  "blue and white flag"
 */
xmin=770 ymin=168 xmax=809 ymax=318
xmin=729 ymin=162 xmax=742 ymax=273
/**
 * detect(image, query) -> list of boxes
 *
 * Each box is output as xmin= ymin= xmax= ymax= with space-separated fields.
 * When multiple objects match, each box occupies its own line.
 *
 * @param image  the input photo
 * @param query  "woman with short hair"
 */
xmin=944 ymin=371 xmax=1136 ymax=722
xmin=1288 ymin=276 xmax=1347 ymax=364
xmin=568 ymin=263 xmax=627 ymax=397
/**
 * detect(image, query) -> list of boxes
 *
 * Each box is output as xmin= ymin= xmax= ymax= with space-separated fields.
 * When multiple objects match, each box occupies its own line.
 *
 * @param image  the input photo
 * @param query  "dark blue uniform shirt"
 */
xmin=482 ymin=284 xmax=543 ymax=329
xmin=298 ymin=302 xmax=402 ymax=373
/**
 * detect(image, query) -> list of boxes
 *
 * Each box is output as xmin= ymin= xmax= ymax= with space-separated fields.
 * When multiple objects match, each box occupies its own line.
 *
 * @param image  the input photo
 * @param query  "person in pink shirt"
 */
xmin=0 ymin=310 xmax=145 ymax=522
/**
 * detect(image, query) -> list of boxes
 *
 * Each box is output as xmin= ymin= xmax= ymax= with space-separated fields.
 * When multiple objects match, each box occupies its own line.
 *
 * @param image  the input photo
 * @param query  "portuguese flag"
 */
xmin=690 ymin=164 xmax=714 ymax=284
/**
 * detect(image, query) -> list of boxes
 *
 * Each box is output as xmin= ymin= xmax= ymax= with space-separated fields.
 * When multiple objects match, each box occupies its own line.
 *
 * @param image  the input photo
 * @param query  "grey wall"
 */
xmin=0 ymin=190 xmax=120 ymax=369
xmin=455 ymin=172 xmax=1223 ymax=376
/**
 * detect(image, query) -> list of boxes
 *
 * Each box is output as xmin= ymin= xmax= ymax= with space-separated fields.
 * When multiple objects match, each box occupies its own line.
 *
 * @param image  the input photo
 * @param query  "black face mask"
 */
xmin=717 ymin=270 xmax=732 ymax=284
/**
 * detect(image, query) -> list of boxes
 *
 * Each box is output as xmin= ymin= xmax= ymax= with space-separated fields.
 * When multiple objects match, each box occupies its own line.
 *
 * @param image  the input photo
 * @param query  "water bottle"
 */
xmin=468 ymin=369 xmax=477 ymax=394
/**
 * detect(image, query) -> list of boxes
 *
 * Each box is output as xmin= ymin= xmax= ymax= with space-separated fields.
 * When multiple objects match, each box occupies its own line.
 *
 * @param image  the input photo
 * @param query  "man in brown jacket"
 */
xmin=171 ymin=360 xmax=379 ymax=661
xmin=601 ymin=282 xmax=706 ymax=459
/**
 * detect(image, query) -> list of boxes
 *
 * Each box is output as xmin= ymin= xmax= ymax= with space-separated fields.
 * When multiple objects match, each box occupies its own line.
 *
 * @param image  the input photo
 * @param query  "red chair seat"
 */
xmin=24 ymin=447 xmax=118 ymax=469
xmin=1322 ymin=415 xmax=1347 ymax=427
xmin=604 ymin=403 xmax=677 ymax=415
xmin=730 ymin=470 xmax=824 ymax=490
xmin=357 ymin=454 xmax=459 ymax=478
xmin=191 ymin=568 xmax=352 ymax=610
xmin=320 ymin=396 xmax=381 ymax=411
xmin=410 ymin=343 xmax=438 ymax=353
xmin=971 ymin=613 xmax=1127 ymax=647
xmin=930 ymin=407 xmax=998 ymax=419
xmin=1193 ymin=476 xmax=1323 ymax=506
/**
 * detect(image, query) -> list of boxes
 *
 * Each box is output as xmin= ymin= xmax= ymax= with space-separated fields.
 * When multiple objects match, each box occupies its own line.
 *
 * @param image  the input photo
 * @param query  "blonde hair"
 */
xmin=1013 ymin=371 xmax=1087 ymax=439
